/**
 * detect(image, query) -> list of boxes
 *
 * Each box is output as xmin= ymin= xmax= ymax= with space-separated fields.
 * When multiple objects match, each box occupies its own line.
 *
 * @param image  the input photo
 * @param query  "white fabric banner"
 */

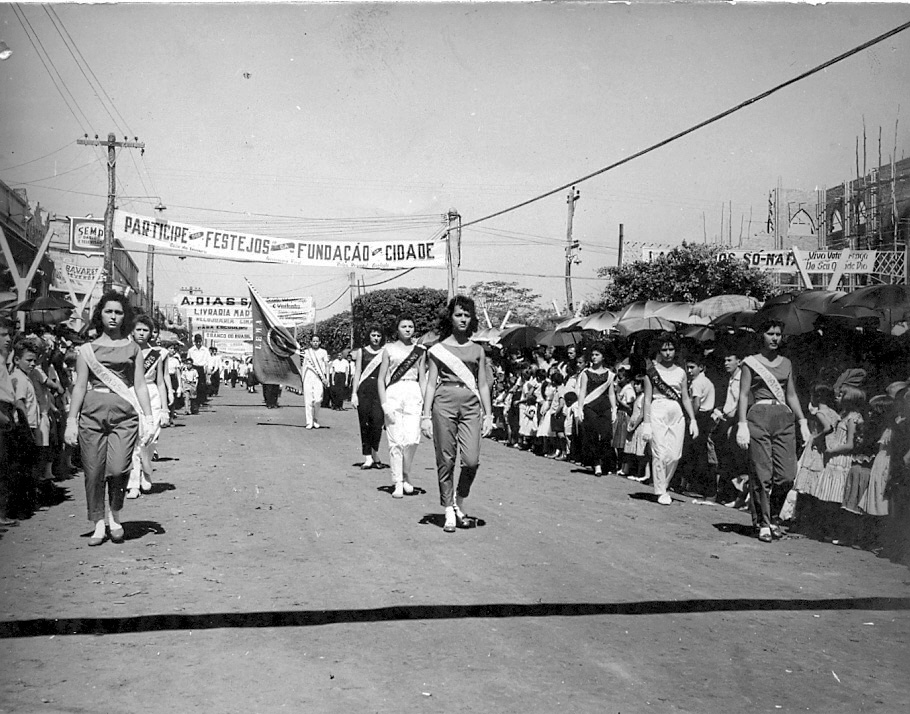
xmin=115 ymin=210 xmax=446 ymax=269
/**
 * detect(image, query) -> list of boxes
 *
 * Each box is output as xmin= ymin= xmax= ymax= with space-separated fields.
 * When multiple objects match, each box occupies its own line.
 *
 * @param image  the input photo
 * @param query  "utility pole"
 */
xmin=617 ymin=223 xmax=624 ymax=267
xmin=446 ymin=209 xmax=461 ymax=299
xmin=564 ymin=187 xmax=580 ymax=313
xmin=76 ymin=133 xmax=145 ymax=294
xmin=349 ymin=270 xmax=356 ymax=349
xmin=147 ymin=201 xmax=166 ymax=316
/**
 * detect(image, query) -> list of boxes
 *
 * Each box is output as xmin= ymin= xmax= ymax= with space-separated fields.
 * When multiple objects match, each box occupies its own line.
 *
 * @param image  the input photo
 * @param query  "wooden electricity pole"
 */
xmin=565 ymin=187 xmax=580 ymax=312
xmin=76 ymin=133 xmax=145 ymax=294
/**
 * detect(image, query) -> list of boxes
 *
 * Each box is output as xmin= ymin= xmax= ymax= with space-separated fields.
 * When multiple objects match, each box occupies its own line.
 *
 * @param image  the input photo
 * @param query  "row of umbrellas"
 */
xmin=0 ymin=295 xmax=76 ymax=324
xmin=480 ymin=285 xmax=910 ymax=349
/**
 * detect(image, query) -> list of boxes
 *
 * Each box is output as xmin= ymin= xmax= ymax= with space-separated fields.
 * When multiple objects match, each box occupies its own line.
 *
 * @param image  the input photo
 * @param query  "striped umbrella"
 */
xmin=690 ymin=294 xmax=761 ymax=319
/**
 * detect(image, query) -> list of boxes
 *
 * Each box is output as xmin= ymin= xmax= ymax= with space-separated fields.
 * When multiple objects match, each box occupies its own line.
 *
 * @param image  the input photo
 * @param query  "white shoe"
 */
xmin=402 ymin=480 xmax=414 ymax=495
xmin=305 ymin=424 xmax=314 ymax=429
xmin=126 ymin=488 xmax=140 ymax=499
xmin=657 ymin=493 xmax=672 ymax=505
xmin=140 ymin=476 xmax=152 ymax=492
xmin=392 ymin=483 xmax=404 ymax=499
xmin=313 ymin=423 xmax=321 ymax=429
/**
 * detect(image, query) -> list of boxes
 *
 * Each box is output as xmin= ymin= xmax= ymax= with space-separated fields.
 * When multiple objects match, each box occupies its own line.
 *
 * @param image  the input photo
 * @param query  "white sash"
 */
xmin=744 ymin=355 xmax=787 ymax=404
xmin=429 ymin=343 xmax=483 ymax=407
xmin=583 ymin=371 xmax=613 ymax=406
xmin=80 ymin=343 xmax=151 ymax=440
xmin=303 ymin=348 xmax=328 ymax=384
xmin=358 ymin=348 xmax=382 ymax=385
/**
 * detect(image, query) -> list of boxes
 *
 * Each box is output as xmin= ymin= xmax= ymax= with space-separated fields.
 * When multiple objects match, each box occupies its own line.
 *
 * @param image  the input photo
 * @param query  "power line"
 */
xmin=0 ymin=142 xmax=77 ymax=171
xmin=10 ymin=3 xmax=91 ymax=133
xmin=461 ymin=18 xmax=910 ymax=230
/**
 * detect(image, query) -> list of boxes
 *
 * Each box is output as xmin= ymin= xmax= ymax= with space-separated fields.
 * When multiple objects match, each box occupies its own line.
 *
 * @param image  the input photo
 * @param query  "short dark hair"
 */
xmin=90 ymin=290 xmax=135 ymax=338
xmin=649 ymin=331 xmax=679 ymax=358
xmin=133 ymin=314 xmax=156 ymax=332
xmin=438 ymin=295 xmax=479 ymax=338
xmin=684 ymin=351 xmax=706 ymax=367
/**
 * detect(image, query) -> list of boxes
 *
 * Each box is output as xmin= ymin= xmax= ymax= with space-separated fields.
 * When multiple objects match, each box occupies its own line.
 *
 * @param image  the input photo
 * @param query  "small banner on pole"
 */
xmin=247 ymin=280 xmax=303 ymax=390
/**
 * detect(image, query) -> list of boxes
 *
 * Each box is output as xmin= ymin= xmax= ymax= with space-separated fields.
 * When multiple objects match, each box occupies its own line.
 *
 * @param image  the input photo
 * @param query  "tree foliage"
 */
xmin=466 ymin=280 xmax=552 ymax=328
xmin=351 ymin=287 xmax=448 ymax=345
xmin=586 ymin=243 xmax=778 ymax=313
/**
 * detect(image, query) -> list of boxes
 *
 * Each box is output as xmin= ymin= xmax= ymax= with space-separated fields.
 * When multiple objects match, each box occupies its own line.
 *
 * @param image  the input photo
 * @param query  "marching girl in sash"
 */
xmin=378 ymin=315 xmax=427 ymax=498
xmin=422 ymin=296 xmax=494 ymax=533
xmin=642 ymin=332 xmax=697 ymax=505
xmin=576 ymin=343 xmax=618 ymax=477
xmin=126 ymin=315 xmax=171 ymax=499
xmin=65 ymin=291 xmax=155 ymax=546
xmin=301 ymin=334 xmax=329 ymax=429
xmin=736 ymin=319 xmax=811 ymax=542
xmin=351 ymin=325 xmax=385 ymax=470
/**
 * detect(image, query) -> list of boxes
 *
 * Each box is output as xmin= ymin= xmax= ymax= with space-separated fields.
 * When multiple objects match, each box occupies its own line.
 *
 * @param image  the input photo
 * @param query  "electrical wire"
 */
xmin=10 ymin=3 xmax=91 ymax=133
xmin=0 ymin=142 xmax=77 ymax=172
xmin=461 ymin=19 xmax=910 ymax=230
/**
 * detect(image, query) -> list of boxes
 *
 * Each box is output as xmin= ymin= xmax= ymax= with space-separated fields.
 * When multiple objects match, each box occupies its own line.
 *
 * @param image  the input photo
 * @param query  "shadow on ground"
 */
xmin=2 ymin=596 xmax=907 ymax=639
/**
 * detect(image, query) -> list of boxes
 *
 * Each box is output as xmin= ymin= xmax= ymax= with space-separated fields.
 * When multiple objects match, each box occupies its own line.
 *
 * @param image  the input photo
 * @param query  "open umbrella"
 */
xmin=615 ymin=300 xmax=673 ymax=322
xmin=680 ymin=325 xmax=716 ymax=342
xmin=576 ymin=310 xmax=618 ymax=332
xmin=765 ymin=289 xmax=845 ymax=314
xmin=750 ymin=303 xmax=819 ymax=335
xmin=652 ymin=301 xmax=711 ymax=325
xmin=711 ymin=310 xmax=756 ymax=330
xmin=553 ymin=315 xmax=584 ymax=331
xmin=690 ymin=294 xmax=761 ymax=319
xmin=498 ymin=325 xmax=544 ymax=349
xmin=613 ymin=316 xmax=676 ymax=337
xmin=16 ymin=295 xmax=75 ymax=325
xmin=535 ymin=329 xmax=584 ymax=347
xmin=835 ymin=284 xmax=910 ymax=325
xmin=157 ymin=329 xmax=183 ymax=346
xmin=471 ymin=327 xmax=501 ymax=344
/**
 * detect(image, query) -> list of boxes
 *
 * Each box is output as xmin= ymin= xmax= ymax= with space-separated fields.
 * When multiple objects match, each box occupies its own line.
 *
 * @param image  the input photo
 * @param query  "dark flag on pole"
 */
xmin=247 ymin=279 xmax=303 ymax=390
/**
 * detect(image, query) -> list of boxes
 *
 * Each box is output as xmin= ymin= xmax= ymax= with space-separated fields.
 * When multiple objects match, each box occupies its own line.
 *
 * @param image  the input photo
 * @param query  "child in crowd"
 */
xmin=814 ymin=385 xmax=866 ymax=543
xmin=10 ymin=338 xmax=41 ymax=512
xmin=624 ymin=375 xmax=649 ymax=482
xmin=787 ymin=383 xmax=839 ymax=529
xmin=180 ymin=358 xmax=198 ymax=416
xmin=613 ymin=365 xmax=634 ymax=475
xmin=518 ymin=368 xmax=540 ymax=450
xmin=858 ymin=395 xmax=895 ymax=545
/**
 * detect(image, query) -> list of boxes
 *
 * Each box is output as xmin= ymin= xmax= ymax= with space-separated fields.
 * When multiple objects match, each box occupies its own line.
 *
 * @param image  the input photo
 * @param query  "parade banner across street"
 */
xmin=115 ymin=210 xmax=446 ymax=269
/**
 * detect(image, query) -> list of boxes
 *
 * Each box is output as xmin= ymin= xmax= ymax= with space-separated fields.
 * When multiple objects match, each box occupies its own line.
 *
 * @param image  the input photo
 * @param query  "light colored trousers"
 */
xmin=384 ymin=380 xmax=422 ymax=484
xmin=129 ymin=384 xmax=162 ymax=490
xmin=303 ymin=372 xmax=325 ymax=426
xmin=650 ymin=398 xmax=685 ymax=497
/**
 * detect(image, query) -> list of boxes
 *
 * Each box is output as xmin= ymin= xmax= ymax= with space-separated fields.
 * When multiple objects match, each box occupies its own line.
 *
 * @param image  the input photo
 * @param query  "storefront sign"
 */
xmin=717 ymin=249 xmax=877 ymax=274
xmin=69 ymin=217 xmax=106 ymax=256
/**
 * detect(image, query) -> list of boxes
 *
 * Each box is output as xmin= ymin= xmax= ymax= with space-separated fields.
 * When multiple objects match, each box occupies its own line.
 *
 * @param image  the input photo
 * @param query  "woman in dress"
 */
xmin=126 ymin=315 xmax=171 ymax=499
xmin=65 ymin=291 xmax=154 ymax=546
xmin=422 ymin=296 xmax=493 ymax=533
xmin=350 ymin=325 xmax=385 ymax=470
xmin=643 ymin=332 xmax=697 ymax=505
xmin=736 ymin=319 xmax=811 ymax=542
xmin=378 ymin=315 xmax=426 ymax=498
xmin=576 ymin=343 xmax=618 ymax=477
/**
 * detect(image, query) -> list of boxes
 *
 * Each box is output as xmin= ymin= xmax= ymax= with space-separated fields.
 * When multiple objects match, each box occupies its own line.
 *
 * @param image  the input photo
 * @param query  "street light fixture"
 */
xmin=0 ymin=41 xmax=12 ymax=61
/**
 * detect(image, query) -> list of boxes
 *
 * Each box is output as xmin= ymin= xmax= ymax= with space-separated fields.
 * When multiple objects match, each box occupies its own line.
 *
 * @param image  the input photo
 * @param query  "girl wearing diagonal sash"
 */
xmin=126 ymin=315 xmax=171 ymax=499
xmin=421 ymin=296 xmax=493 ymax=533
xmin=642 ymin=332 xmax=698 ymax=505
xmin=350 ymin=325 xmax=385 ymax=470
xmin=736 ymin=318 xmax=810 ymax=543
xmin=575 ymin=342 xmax=618 ymax=476
xmin=64 ymin=292 xmax=155 ymax=547
xmin=378 ymin=315 xmax=427 ymax=498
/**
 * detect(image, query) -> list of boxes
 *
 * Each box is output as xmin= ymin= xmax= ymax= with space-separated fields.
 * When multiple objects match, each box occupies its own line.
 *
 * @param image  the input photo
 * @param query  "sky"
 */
xmin=3 ymin=1 xmax=910 ymax=319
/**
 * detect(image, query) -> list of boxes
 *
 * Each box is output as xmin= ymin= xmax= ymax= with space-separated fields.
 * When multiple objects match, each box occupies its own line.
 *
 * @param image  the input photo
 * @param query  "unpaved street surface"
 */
xmin=2 ymin=388 xmax=909 ymax=713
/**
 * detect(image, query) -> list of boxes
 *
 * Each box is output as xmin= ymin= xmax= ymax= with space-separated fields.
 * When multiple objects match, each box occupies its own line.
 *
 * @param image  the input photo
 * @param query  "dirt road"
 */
xmin=2 ymin=387 xmax=908 ymax=713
